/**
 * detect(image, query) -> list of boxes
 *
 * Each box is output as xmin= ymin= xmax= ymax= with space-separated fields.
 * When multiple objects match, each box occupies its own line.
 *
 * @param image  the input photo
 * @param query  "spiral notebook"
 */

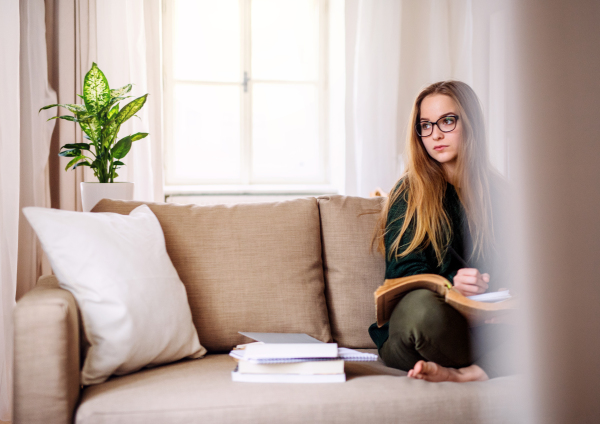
xmin=232 ymin=332 xmax=378 ymax=364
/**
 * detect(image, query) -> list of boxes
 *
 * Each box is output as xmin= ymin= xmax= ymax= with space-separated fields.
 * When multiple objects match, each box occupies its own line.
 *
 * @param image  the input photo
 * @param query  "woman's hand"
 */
xmin=453 ymin=268 xmax=489 ymax=296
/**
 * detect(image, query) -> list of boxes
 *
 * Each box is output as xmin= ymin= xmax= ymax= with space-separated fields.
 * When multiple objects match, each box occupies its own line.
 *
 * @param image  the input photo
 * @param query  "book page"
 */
xmin=467 ymin=290 xmax=511 ymax=303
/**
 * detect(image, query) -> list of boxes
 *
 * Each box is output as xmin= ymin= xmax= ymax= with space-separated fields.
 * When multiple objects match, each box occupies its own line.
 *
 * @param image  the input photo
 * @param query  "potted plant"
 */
xmin=40 ymin=62 xmax=149 ymax=211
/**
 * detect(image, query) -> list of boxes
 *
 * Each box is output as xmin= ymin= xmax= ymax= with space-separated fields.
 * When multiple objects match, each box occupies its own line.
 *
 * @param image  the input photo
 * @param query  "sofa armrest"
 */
xmin=14 ymin=275 xmax=81 ymax=424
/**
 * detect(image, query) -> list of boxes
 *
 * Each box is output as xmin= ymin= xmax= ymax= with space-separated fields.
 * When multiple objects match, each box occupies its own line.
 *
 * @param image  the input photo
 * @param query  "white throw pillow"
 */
xmin=23 ymin=204 xmax=206 ymax=385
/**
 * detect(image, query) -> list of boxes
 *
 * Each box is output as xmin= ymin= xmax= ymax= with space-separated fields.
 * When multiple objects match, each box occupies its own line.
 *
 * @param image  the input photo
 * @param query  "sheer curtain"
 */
xmin=45 ymin=0 xmax=163 ymax=208
xmin=95 ymin=0 xmax=164 ymax=202
xmin=16 ymin=0 xmax=58 ymax=299
xmin=345 ymin=0 xmax=498 ymax=197
xmin=1 ymin=0 xmax=58 ymax=418
xmin=348 ymin=0 xmax=403 ymax=197
xmin=45 ymin=0 xmax=94 ymax=213
xmin=0 ymin=2 xmax=20 ymax=419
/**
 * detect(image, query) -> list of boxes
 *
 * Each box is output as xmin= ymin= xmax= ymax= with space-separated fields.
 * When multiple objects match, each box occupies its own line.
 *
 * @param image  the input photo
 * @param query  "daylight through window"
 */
xmin=163 ymin=0 xmax=328 ymax=189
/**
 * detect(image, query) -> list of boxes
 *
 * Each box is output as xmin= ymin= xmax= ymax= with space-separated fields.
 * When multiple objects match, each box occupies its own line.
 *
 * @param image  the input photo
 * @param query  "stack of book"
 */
xmin=230 ymin=333 xmax=378 ymax=383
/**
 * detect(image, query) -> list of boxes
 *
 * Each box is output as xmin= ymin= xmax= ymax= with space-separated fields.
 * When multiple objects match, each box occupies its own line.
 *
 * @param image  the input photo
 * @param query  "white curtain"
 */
xmin=95 ymin=0 xmax=164 ymax=202
xmin=349 ymin=0 xmax=403 ymax=197
xmin=17 ymin=0 xmax=58 ymax=299
xmin=45 ymin=0 xmax=99 ymax=213
xmin=345 ymin=0 xmax=476 ymax=197
xmin=0 ymin=2 xmax=20 ymax=419
xmin=1 ymin=1 xmax=57 ymax=417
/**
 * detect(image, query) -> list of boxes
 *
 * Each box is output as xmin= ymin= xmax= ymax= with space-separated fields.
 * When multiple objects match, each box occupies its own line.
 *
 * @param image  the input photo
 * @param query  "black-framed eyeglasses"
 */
xmin=416 ymin=115 xmax=459 ymax=137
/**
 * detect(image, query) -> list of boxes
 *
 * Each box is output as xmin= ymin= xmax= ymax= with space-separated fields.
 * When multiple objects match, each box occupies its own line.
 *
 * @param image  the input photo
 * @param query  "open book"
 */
xmin=375 ymin=274 xmax=517 ymax=327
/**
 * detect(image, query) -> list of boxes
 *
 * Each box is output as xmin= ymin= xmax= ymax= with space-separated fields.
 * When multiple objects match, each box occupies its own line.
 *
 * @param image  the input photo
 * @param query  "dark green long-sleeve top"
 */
xmin=368 ymin=182 xmax=475 ymax=349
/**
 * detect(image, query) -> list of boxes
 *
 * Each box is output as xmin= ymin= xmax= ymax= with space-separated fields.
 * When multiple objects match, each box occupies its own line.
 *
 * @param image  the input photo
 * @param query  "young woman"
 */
xmin=369 ymin=80 xmax=512 ymax=383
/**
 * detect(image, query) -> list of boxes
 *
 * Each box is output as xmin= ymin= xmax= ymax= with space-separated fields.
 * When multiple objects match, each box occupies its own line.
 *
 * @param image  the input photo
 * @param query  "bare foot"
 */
xmin=407 ymin=360 xmax=489 ymax=382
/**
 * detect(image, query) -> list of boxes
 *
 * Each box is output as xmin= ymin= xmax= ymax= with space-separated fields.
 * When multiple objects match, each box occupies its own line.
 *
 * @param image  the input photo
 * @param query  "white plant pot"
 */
xmin=80 ymin=182 xmax=134 ymax=212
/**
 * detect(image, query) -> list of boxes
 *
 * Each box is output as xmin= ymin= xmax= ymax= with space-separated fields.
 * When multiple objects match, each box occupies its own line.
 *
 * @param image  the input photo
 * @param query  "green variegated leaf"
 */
xmin=65 ymin=155 xmax=86 ymax=171
xmin=39 ymin=104 xmax=60 ymax=112
xmin=47 ymin=115 xmax=76 ymax=122
xmin=110 ymin=84 xmax=132 ymax=98
xmin=48 ymin=113 xmax=94 ymax=124
xmin=62 ymin=143 xmax=90 ymax=150
xmin=68 ymin=104 xmax=88 ymax=113
xmin=79 ymin=122 xmax=93 ymax=140
xmin=58 ymin=149 xmax=81 ymax=158
xmin=98 ymin=100 xmax=116 ymax=120
xmin=130 ymin=132 xmax=149 ymax=142
xmin=88 ymin=116 xmax=102 ymax=139
xmin=40 ymin=103 xmax=87 ymax=114
xmin=55 ymin=103 xmax=88 ymax=114
xmin=101 ymin=120 xmax=120 ymax=148
xmin=111 ymin=136 xmax=132 ymax=159
xmin=74 ymin=161 xmax=91 ymax=169
xmin=107 ymin=104 xmax=119 ymax=120
xmin=91 ymin=156 xmax=102 ymax=168
xmin=79 ymin=115 xmax=102 ymax=141
xmin=83 ymin=63 xmax=110 ymax=114
xmin=113 ymin=161 xmax=125 ymax=166
xmin=107 ymin=96 xmax=132 ymax=108
xmin=74 ymin=114 xmax=94 ymax=122
xmin=116 ymin=94 xmax=148 ymax=125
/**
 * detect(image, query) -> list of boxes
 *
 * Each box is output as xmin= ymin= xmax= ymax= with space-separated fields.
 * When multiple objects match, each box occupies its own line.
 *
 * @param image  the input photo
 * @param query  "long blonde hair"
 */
xmin=376 ymin=81 xmax=494 ymax=265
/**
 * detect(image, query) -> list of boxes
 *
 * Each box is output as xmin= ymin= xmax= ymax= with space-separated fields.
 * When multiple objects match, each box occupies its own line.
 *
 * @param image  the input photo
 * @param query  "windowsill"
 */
xmin=164 ymin=184 xmax=339 ymax=197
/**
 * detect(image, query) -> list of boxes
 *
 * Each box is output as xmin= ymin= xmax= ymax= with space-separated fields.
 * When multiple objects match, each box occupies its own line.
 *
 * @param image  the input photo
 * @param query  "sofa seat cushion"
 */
xmin=76 ymin=353 xmax=520 ymax=424
xmin=92 ymin=198 xmax=331 ymax=352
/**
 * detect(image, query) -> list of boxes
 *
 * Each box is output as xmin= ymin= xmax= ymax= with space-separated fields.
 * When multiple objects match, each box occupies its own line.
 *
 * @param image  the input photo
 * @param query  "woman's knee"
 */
xmin=383 ymin=289 xmax=472 ymax=369
xmin=388 ymin=289 xmax=464 ymax=340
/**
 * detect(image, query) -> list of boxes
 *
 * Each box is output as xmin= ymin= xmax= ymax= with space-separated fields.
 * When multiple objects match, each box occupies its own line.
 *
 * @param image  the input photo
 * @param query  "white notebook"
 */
xmin=237 ymin=359 xmax=345 ymax=375
xmin=230 ymin=332 xmax=378 ymax=364
xmin=231 ymin=369 xmax=346 ymax=383
xmin=244 ymin=343 xmax=338 ymax=360
xmin=230 ymin=347 xmax=377 ymax=364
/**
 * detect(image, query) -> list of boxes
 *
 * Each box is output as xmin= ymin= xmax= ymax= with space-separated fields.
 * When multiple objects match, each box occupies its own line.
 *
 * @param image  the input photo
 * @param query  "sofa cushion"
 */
xmin=92 ymin=198 xmax=331 ymax=352
xmin=75 ymin=353 xmax=520 ymax=424
xmin=317 ymin=195 xmax=386 ymax=348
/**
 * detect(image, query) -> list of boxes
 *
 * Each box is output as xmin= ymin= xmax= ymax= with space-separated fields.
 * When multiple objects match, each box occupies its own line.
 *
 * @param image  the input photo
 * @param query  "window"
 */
xmin=162 ymin=0 xmax=333 ymax=195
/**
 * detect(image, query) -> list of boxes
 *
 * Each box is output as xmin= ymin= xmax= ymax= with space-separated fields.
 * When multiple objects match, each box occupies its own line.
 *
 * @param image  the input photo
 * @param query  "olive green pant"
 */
xmin=380 ymin=289 xmax=515 ymax=378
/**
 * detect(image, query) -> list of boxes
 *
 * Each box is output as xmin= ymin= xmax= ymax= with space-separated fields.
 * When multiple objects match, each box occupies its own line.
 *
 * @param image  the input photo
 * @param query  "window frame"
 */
xmin=161 ymin=0 xmax=331 ymax=194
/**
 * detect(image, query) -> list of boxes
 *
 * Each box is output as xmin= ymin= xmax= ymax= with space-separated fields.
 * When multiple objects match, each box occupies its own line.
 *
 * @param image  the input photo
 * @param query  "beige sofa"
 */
xmin=14 ymin=196 xmax=518 ymax=424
